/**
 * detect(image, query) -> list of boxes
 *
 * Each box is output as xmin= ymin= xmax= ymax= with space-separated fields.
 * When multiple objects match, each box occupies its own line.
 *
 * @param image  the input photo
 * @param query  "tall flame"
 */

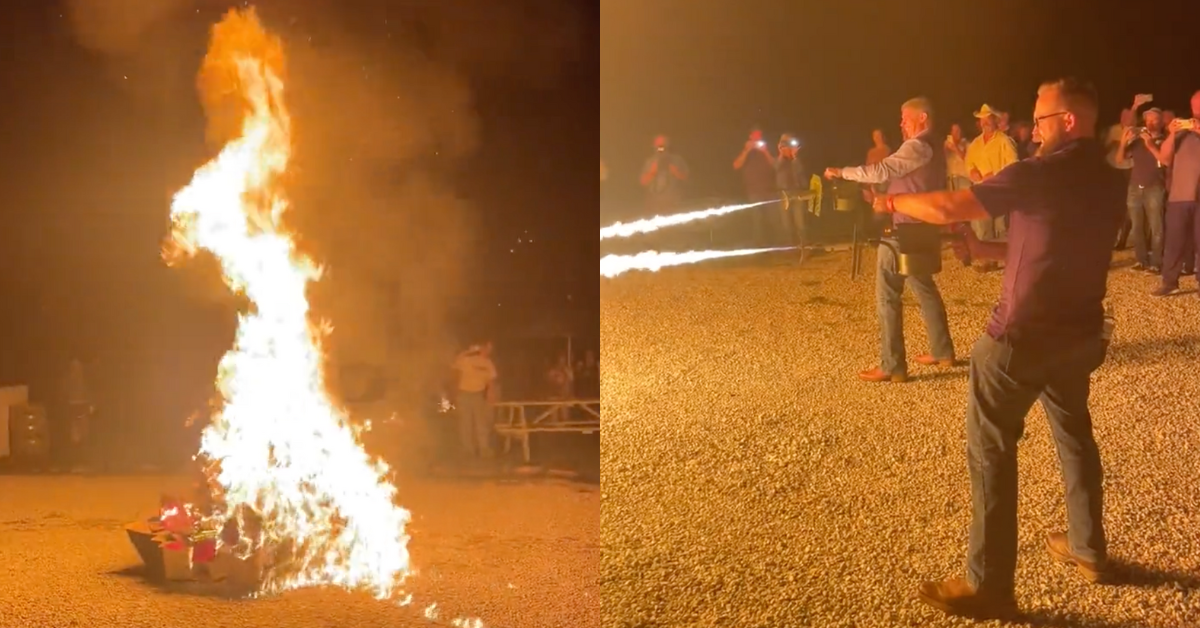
xmin=165 ymin=8 xmax=410 ymax=598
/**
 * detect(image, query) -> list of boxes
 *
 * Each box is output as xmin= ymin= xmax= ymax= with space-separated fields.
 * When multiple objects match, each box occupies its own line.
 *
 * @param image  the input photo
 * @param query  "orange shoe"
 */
xmin=1045 ymin=532 xmax=1111 ymax=583
xmin=858 ymin=367 xmax=907 ymax=383
xmin=914 ymin=354 xmax=957 ymax=367
xmin=917 ymin=577 xmax=1016 ymax=618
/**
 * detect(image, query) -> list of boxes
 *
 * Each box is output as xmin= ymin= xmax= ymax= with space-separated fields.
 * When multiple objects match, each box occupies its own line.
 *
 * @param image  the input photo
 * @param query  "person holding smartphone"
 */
xmin=733 ymin=128 xmax=778 ymax=245
xmin=1152 ymin=90 xmax=1200 ymax=296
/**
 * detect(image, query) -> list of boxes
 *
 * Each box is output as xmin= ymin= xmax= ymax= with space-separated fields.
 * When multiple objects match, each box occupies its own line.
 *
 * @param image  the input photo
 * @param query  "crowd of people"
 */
xmin=600 ymin=90 xmax=1200 ymax=295
xmin=604 ymin=79 xmax=1200 ymax=618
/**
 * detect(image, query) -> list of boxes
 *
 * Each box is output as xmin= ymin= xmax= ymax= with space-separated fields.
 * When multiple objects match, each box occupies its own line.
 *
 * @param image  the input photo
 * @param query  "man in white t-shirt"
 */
xmin=451 ymin=342 xmax=498 ymax=459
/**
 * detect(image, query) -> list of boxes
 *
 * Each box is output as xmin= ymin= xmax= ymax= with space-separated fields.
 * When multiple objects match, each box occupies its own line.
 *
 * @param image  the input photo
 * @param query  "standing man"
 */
xmin=776 ymin=133 xmax=812 ymax=259
xmin=733 ymin=128 xmax=778 ymax=245
xmin=1106 ymin=106 xmax=1138 ymax=249
xmin=639 ymin=135 xmax=689 ymax=213
xmin=872 ymin=78 xmax=1123 ymax=618
xmin=945 ymin=123 xmax=971 ymax=191
xmin=965 ymin=104 xmax=1019 ymax=269
xmin=1152 ymin=90 xmax=1200 ymax=297
xmin=824 ymin=97 xmax=955 ymax=382
xmin=863 ymin=129 xmax=892 ymax=203
xmin=451 ymin=341 xmax=498 ymax=460
xmin=1115 ymin=107 xmax=1168 ymax=273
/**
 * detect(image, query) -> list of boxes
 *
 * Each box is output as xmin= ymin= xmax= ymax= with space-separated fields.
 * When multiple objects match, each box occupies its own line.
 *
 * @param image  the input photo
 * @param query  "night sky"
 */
xmin=601 ymin=0 xmax=1199 ymax=206
xmin=0 ymin=0 xmax=597 ymax=443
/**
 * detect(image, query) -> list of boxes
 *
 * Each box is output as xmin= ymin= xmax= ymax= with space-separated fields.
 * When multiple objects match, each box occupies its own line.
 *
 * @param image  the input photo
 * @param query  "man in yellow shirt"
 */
xmin=965 ymin=104 xmax=1019 ymax=270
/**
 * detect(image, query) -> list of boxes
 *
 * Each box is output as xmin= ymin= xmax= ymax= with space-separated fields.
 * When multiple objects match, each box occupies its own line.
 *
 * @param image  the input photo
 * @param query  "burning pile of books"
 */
xmin=125 ymin=493 xmax=264 ymax=591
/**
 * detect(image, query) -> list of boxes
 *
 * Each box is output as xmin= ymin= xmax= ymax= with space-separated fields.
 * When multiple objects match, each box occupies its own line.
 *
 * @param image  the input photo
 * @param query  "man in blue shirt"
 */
xmin=871 ymin=78 xmax=1124 ymax=618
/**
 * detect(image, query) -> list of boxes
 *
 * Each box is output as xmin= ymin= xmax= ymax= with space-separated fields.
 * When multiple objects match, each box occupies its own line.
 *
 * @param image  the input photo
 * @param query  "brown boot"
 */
xmin=914 ymin=354 xmax=957 ymax=367
xmin=858 ymin=367 xmax=907 ymax=383
xmin=917 ymin=577 xmax=1016 ymax=618
xmin=1045 ymin=532 xmax=1111 ymax=583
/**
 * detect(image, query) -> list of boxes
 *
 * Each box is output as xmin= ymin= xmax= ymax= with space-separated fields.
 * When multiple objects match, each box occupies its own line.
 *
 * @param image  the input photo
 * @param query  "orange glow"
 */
xmin=165 ymin=8 xmax=410 ymax=598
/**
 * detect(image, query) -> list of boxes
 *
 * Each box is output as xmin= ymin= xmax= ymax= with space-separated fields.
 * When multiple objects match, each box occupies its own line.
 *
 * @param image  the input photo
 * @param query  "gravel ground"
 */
xmin=0 ymin=474 xmax=598 ymax=628
xmin=600 ymin=247 xmax=1200 ymax=628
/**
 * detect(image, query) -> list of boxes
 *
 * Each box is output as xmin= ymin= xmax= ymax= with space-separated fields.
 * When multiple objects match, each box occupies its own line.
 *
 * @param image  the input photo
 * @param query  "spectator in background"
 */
xmin=546 ymin=353 xmax=574 ymax=399
xmin=997 ymin=111 xmax=1016 ymax=151
xmin=1107 ymin=107 xmax=1137 ymax=249
xmin=965 ymin=104 xmax=1019 ymax=271
xmin=640 ymin=135 xmax=689 ymax=213
xmin=1012 ymin=121 xmax=1037 ymax=159
xmin=945 ymin=123 xmax=972 ymax=191
xmin=1163 ymin=110 xmax=1177 ymax=128
xmin=1115 ymin=107 xmax=1168 ymax=273
xmin=451 ymin=341 xmax=498 ymax=460
xmin=864 ymin=129 xmax=892 ymax=203
xmin=733 ymin=128 xmax=779 ymax=245
xmin=546 ymin=352 xmax=574 ymax=422
xmin=1153 ymin=91 xmax=1200 ymax=297
xmin=61 ymin=357 xmax=93 ymax=471
xmin=574 ymin=350 xmax=599 ymax=399
xmin=776 ymin=133 xmax=812 ymax=261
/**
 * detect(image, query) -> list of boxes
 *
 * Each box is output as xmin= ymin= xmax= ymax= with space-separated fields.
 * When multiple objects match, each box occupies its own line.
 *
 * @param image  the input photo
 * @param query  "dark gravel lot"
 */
xmin=0 ymin=473 xmax=598 ymax=628
xmin=601 ymin=247 xmax=1200 ymax=628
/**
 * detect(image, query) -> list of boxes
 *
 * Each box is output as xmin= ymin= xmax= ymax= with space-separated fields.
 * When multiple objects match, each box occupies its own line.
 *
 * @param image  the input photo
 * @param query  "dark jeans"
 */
xmin=747 ymin=191 xmax=780 ymax=247
xmin=1160 ymin=201 xmax=1200 ymax=288
xmin=875 ymin=241 xmax=954 ymax=373
xmin=965 ymin=334 xmax=1107 ymax=597
xmin=781 ymin=192 xmax=811 ymax=249
xmin=1127 ymin=184 xmax=1165 ymax=268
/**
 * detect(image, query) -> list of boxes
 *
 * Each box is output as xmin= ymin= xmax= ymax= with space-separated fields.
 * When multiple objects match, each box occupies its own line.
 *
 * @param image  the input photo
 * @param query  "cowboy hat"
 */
xmin=974 ymin=104 xmax=1001 ymax=118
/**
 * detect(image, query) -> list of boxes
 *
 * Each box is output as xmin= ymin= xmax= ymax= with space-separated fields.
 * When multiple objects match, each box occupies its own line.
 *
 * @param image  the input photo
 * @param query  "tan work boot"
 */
xmin=1045 ymin=531 xmax=1111 ymax=583
xmin=917 ymin=577 xmax=1017 ymax=618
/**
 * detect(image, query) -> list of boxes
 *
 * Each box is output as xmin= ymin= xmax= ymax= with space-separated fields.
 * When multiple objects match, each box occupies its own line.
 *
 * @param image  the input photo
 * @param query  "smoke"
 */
xmin=63 ymin=0 xmax=583 ymax=424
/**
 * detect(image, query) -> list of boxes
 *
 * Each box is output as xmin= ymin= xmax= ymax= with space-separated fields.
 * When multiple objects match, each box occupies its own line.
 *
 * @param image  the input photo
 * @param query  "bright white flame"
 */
xmin=600 ymin=247 xmax=794 ymax=278
xmin=599 ymin=200 xmax=776 ymax=240
xmin=166 ymin=9 xmax=409 ymax=599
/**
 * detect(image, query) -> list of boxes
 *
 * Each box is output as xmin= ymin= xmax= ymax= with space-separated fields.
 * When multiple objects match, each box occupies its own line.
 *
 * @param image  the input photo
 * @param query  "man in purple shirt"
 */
xmin=1152 ymin=90 xmax=1200 ymax=296
xmin=871 ymin=78 xmax=1124 ymax=618
xmin=824 ymin=97 xmax=955 ymax=382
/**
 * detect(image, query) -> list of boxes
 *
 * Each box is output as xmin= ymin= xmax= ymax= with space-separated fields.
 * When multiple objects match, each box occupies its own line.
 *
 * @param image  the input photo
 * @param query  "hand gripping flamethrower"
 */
xmin=863 ymin=222 xmax=974 ymax=276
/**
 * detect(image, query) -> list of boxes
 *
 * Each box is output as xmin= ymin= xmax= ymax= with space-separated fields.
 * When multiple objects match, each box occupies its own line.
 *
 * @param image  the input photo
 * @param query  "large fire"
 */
xmin=165 ymin=9 xmax=411 ymax=598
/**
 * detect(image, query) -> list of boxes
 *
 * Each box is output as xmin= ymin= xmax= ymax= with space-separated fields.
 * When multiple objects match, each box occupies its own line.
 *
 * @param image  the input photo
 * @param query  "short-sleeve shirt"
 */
xmin=970 ymin=138 xmax=1126 ymax=344
xmin=1168 ymin=132 xmax=1200 ymax=202
xmin=1127 ymin=133 xmax=1165 ymax=188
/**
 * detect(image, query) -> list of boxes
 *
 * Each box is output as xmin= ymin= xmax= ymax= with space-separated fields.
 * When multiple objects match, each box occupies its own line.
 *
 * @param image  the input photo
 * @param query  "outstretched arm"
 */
xmin=829 ymin=138 xmax=933 ymax=184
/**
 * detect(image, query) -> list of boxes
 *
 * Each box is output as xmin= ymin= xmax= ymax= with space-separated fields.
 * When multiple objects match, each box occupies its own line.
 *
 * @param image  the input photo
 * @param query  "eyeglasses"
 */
xmin=1033 ymin=111 xmax=1068 ymax=126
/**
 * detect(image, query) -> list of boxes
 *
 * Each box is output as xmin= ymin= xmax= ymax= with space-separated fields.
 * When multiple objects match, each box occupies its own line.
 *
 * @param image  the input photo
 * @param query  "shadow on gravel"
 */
xmin=1108 ymin=558 xmax=1200 ymax=592
xmin=106 ymin=565 xmax=248 ymax=600
xmin=907 ymin=370 xmax=965 ymax=383
xmin=1001 ymin=609 xmax=1150 ymax=628
xmin=1107 ymin=334 xmax=1200 ymax=364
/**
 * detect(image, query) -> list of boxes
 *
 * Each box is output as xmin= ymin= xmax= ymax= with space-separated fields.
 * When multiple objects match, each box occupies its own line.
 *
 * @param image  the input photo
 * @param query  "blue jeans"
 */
xmin=1127 ymin=184 xmax=1165 ymax=268
xmin=875 ymin=240 xmax=954 ymax=373
xmin=965 ymin=334 xmax=1107 ymax=597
